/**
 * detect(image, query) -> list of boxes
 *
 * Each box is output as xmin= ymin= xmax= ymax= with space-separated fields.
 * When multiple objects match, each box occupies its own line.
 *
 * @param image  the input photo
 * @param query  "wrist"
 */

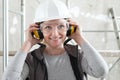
xmin=20 ymin=41 xmax=33 ymax=53
xmin=74 ymin=35 xmax=85 ymax=46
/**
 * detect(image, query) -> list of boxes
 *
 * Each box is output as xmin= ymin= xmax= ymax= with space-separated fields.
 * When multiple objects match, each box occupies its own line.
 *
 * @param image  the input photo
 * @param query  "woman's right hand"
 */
xmin=20 ymin=23 xmax=40 ymax=53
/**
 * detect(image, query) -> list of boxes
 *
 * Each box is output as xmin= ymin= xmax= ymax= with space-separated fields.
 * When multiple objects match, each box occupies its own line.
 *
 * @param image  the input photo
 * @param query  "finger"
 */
xmin=29 ymin=27 xmax=39 ymax=32
xmin=67 ymin=19 xmax=75 ymax=23
xmin=25 ymin=27 xmax=39 ymax=33
xmin=35 ymin=22 xmax=41 ymax=25
xmin=66 ymin=18 xmax=72 ymax=22
xmin=29 ymin=23 xmax=39 ymax=28
xmin=67 ymin=19 xmax=78 ymax=26
xmin=69 ymin=22 xmax=79 ymax=28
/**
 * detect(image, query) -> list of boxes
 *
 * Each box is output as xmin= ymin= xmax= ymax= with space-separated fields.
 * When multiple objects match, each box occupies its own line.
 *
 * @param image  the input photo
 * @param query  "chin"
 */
xmin=45 ymin=38 xmax=65 ymax=48
xmin=49 ymin=43 xmax=63 ymax=49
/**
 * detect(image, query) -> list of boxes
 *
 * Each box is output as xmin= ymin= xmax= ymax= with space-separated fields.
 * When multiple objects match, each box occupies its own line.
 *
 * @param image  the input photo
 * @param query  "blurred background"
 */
xmin=0 ymin=0 xmax=120 ymax=80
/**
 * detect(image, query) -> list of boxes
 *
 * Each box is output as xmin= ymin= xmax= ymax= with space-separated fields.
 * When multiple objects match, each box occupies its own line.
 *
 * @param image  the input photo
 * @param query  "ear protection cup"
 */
xmin=32 ymin=29 xmax=44 ymax=40
xmin=66 ymin=24 xmax=76 ymax=36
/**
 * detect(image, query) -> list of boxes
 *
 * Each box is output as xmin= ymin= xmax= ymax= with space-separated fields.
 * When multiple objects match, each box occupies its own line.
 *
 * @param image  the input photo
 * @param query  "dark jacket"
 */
xmin=25 ymin=44 xmax=86 ymax=80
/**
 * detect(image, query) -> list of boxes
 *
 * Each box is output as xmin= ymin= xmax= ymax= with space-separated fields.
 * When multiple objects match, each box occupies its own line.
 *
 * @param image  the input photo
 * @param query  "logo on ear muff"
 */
xmin=66 ymin=24 xmax=76 ymax=36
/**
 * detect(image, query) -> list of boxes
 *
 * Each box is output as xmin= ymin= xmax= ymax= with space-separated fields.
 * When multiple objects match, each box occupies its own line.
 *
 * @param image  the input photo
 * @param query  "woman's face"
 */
xmin=40 ymin=19 xmax=68 ymax=48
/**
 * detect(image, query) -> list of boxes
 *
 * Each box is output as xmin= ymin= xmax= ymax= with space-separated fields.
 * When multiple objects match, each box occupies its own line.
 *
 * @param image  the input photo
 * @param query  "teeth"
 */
xmin=52 ymin=39 xmax=58 ymax=40
xmin=50 ymin=37 xmax=61 ymax=40
xmin=52 ymin=38 xmax=60 ymax=40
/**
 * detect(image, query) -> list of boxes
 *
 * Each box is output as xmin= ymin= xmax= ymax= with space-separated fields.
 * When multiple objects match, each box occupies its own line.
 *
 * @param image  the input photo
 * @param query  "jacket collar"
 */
xmin=31 ymin=44 xmax=46 ymax=61
xmin=32 ymin=44 xmax=78 ymax=61
xmin=64 ymin=44 xmax=78 ymax=57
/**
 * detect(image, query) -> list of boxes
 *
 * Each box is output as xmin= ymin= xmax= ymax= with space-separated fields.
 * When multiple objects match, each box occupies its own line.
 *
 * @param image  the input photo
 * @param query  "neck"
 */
xmin=45 ymin=46 xmax=65 ymax=55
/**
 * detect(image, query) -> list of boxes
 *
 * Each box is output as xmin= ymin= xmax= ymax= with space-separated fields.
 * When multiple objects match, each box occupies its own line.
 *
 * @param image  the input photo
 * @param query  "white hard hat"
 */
xmin=34 ymin=0 xmax=72 ymax=22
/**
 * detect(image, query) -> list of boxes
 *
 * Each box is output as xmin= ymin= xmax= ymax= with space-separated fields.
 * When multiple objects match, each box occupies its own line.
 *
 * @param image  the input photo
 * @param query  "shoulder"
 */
xmin=65 ymin=44 xmax=83 ymax=58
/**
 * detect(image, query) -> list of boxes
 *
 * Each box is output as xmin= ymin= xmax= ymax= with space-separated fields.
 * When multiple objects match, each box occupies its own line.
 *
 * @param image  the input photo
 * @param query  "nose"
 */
xmin=51 ymin=27 xmax=59 ymax=38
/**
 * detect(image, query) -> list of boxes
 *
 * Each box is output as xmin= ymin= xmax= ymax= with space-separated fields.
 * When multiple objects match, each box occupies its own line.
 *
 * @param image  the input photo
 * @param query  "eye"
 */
xmin=58 ymin=25 xmax=65 ymax=29
xmin=44 ymin=26 xmax=52 ymax=30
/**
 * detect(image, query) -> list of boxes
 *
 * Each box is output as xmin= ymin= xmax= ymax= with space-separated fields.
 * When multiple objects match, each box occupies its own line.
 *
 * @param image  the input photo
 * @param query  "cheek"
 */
xmin=63 ymin=31 xmax=67 ymax=37
xmin=59 ymin=31 xmax=67 ymax=39
xmin=61 ymin=32 xmax=67 ymax=40
xmin=43 ymin=33 xmax=49 ymax=39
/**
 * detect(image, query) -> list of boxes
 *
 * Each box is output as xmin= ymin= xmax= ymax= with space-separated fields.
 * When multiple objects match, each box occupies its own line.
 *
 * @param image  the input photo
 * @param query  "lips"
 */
xmin=51 ymin=39 xmax=60 ymax=42
xmin=51 ymin=38 xmax=59 ymax=41
xmin=50 ymin=36 xmax=62 ymax=40
xmin=50 ymin=37 xmax=61 ymax=43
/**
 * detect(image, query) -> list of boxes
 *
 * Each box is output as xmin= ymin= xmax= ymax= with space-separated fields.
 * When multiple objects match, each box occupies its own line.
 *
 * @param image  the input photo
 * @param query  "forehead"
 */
xmin=42 ymin=19 xmax=67 ymax=25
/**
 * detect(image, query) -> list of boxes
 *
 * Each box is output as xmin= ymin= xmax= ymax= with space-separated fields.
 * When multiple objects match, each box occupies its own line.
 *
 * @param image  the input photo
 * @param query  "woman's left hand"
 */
xmin=67 ymin=19 xmax=85 ymax=45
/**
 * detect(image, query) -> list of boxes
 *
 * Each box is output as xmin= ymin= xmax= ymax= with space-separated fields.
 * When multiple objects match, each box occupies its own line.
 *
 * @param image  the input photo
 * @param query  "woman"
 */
xmin=3 ymin=0 xmax=108 ymax=80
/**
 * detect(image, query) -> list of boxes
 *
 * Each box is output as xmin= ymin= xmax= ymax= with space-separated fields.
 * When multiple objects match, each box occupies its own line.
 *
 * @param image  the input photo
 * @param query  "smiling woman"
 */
xmin=2 ymin=0 xmax=108 ymax=80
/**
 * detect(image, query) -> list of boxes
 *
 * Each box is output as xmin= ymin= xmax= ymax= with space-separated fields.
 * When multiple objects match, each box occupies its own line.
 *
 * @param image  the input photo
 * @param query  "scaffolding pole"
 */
xmin=21 ymin=0 xmax=25 ymax=46
xmin=2 ymin=0 xmax=25 ymax=71
xmin=3 ymin=0 xmax=9 ymax=71
xmin=103 ymin=8 xmax=120 ymax=80
xmin=110 ymin=8 xmax=120 ymax=49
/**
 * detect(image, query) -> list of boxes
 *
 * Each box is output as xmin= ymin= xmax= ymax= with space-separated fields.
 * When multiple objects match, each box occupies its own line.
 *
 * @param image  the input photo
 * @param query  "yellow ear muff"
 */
xmin=66 ymin=25 xmax=76 ymax=36
xmin=33 ymin=30 xmax=40 ymax=39
xmin=71 ymin=25 xmax=75 ymax=34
